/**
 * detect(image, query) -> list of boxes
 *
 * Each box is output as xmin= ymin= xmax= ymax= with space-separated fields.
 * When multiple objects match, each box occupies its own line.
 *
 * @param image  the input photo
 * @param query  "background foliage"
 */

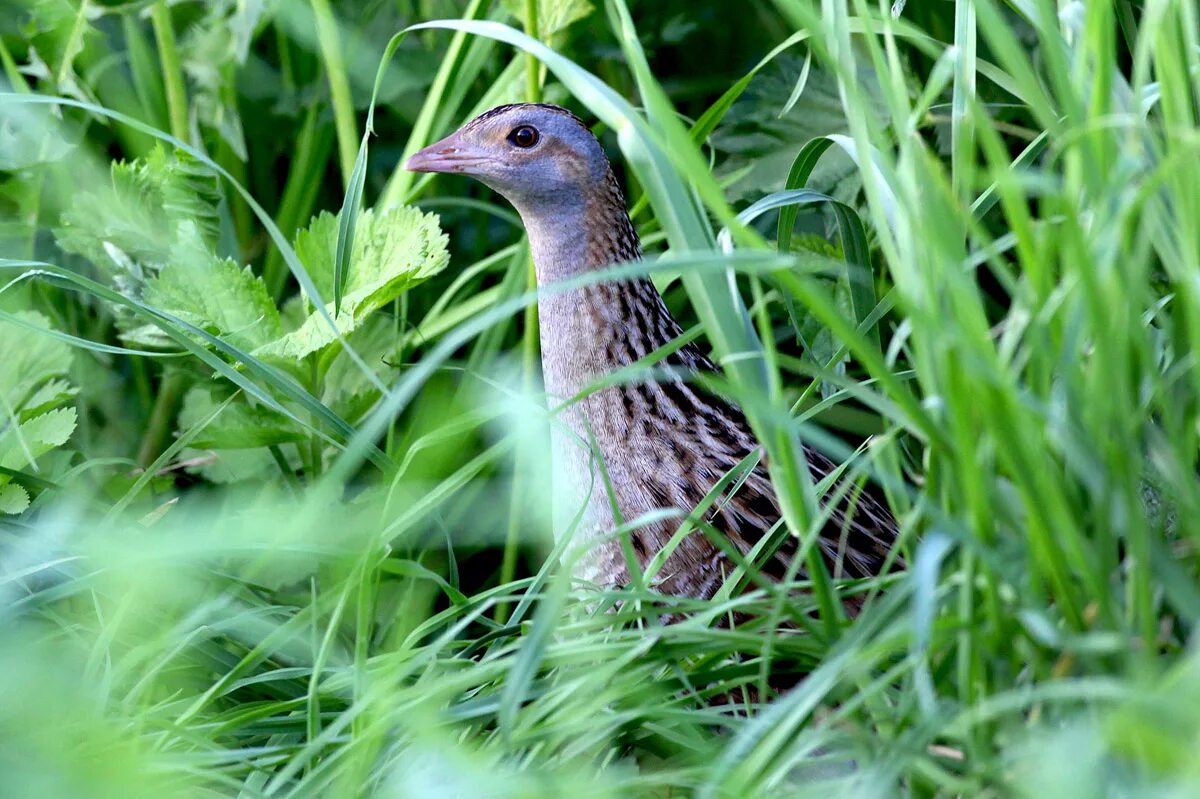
xmin=2 ymin=0 xmax=1199 ymax=796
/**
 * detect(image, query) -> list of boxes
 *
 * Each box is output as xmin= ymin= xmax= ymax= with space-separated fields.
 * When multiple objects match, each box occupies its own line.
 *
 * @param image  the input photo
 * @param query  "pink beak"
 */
xmin=405 ymin=132 xmax=488 ymax=174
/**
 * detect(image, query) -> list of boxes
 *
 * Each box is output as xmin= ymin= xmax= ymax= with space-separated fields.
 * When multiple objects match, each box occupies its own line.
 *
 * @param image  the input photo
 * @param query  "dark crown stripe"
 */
xmin=462 ymin=102 xmax=588 ymax=132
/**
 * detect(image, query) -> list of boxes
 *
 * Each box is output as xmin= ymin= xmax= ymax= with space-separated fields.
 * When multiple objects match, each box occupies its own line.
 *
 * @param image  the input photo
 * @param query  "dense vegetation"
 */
xmin=2 ymin=0 xmax=1198 ymax=796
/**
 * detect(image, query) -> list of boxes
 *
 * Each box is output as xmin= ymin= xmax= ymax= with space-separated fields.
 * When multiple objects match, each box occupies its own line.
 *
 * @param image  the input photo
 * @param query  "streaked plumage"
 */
xmin=408 ymin=103 xmax=900 ymax=605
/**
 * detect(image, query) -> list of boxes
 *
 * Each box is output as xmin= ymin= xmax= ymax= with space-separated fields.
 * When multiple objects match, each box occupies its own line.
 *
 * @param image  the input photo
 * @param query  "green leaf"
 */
xmin=0 ymin=311 xmax=78 ymax=512
xmin=0 ymin=310 xmax=75 ymax=419
xmin=177 ymin=445 xmax=282 ymax=485
xmin=0 ymin=482 xmax=29 ymax=514
xmin=174 ymin=386 xmax=305 ymax=485
xmin=256 ymin=206 xmax=448 ymax=360
xmin=21 ymin=0 xmax=101 ymax=106
xmin=501 ymin=0 xmax=594 ymax=44
xmin=321 ymin=316 xmax=398 ymax=421
xmin=55 ymin=146 xmax=223 ymax=290
xmin=143 ymin=222 xmax=283 ymax=351
xmin=714 ymin=54 xmax=889 ymax=202
xmin=178 ymin=387 xmax=307 ymax=450
xmin=0 ymin=407 xmax=77 ymax=471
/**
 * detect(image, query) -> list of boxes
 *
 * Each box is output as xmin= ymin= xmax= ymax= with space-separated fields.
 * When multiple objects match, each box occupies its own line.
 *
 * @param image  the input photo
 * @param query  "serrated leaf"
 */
xmin=55 ymin=146 xmax=222 ymax=285
xmin=178 ymin=446 xmax=282 ymax=485
xmin=321 ymin=316 xmax=398 ymax=421
xmin=143 ymin=223 xmax=283 ymax=351
xmin=0 ymin=482 xmax=30 ymax=514
xmin=0 ymin=311 xmax=74 ymax=418
xmin=20 ymin=379 xmax=78 ymax=420
xmin=256 ymin=206 xmax=447 ymax=360
xmin=0 ymin=407 xmax=77 ymax=471
xmin=714 ymin=54 xmax=889 ymax=201
xmin=178 ymin=387 xmax=307 ymax=450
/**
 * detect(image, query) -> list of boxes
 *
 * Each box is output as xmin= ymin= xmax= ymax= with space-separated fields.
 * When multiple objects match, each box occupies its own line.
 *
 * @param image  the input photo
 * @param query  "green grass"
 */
xmin=2 ymin=0 xmax=1199 ymax=796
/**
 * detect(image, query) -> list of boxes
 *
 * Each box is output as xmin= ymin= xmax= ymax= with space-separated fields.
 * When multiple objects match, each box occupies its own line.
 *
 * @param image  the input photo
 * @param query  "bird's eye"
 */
xmin=507 ymin=125 xmax=540 ymax=148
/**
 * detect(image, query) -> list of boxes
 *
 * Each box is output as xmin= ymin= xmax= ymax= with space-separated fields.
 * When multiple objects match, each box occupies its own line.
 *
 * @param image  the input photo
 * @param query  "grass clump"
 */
xmin=1 ymin=0 xmax=1199 ymax=796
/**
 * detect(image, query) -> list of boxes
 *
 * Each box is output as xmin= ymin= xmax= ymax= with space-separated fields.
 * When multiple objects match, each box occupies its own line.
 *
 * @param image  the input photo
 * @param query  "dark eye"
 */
xmin=507 ymin=125 xmax=540 ymax=148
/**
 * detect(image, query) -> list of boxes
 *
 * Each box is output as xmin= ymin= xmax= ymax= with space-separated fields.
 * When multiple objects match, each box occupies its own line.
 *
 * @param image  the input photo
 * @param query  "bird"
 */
xmin=406 ymin=103 xmax=899 ymax=610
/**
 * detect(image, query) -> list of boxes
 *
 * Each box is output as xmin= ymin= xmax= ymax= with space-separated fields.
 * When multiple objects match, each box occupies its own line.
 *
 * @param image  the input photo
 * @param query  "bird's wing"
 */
xmin=662 ymin=341 xmax=901 ymax=582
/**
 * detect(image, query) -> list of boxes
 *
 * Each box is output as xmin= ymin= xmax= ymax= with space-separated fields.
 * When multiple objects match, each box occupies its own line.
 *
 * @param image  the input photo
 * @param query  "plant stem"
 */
xmin=150 ymin=1 xmax=189 ymax=142
xmin=500 ymin=0 xmax=543 ymax=616
xmin=264 ymin=102 xmax=335 ymax=298
xmin=523 ymin=0 xmax=542 ymax=102
xmin=497 ymin=252 xmax=540 ymax=623
xmin=0 ymin=37 xmax=31 ymax=92
xmin=310 ymin=0 xmax=359 ymax=187
xmin=136 ymin=370 xmax=187 ymax=468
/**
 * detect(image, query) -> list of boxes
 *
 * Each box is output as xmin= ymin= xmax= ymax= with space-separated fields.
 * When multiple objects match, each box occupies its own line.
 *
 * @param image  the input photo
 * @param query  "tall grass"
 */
xmin=1 ymin=0 xmax=1199 ymax=796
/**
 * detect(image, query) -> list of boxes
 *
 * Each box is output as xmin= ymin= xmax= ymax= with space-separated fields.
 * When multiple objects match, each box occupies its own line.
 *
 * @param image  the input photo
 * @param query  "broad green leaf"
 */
xmin=143 ymin=223 xmax=283 ymax=351
xmin=177 ymin=387 xmax=307 ymax=450
xmin=0 ymin=407 xmax=77 ymax=471
xmin=714 ymin=55 xmax=889 ymax=201
xmin=321 ymin=316 xmax=399 ymax=421
xmin=0 ymin=310 xmax=75 ymax=419
xmin=175 ymin=386 xmax=303 ymax=485
xmin=55 ymin=146 xmax=223 ymax=288
xmin=256 ymin=207 xmax=448 ymax=360
xmin=0 ymin=482 xmax=29 ymax=514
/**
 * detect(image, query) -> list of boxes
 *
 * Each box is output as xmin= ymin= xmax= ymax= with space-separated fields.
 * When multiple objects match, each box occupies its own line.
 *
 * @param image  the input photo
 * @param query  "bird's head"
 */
xmin=405 ymin=103 xmax=610 ymax=215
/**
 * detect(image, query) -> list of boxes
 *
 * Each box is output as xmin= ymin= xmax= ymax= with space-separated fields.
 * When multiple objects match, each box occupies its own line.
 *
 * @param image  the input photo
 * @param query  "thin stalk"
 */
xmin=0 ymin=37 xmax=31 ymax=92
xmin=136 ymin=370 xmax=187 ymax=467
xmin=308 ymin=354 xmax=324 ymax=479
xmin=265 ymin=103 xmax=335 ymax=298
xmin=311 ymin=0 xmax=359 ymax=187
xmin=498 ymin=1 xmax=543 ymax=622
xmin=497 ymin=253 xmax=540 ymax=624
xmin=150 ymin=1 xmax=189 ymax=142
xmin=523 ymin=0 xmax=542 ymax=103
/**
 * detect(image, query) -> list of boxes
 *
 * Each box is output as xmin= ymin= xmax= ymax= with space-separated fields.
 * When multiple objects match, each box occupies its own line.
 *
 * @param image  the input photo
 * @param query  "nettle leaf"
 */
xmin=714 ymin=54 xmax=890 ymax=202
xmin=143 ymin=223 xmax=283 ymax=351
xmin=0 ymin=311 xmax=78 ymax=513
xmin=0 ymin=408 xmax=77 ymax=472
xmin=179 ymin=387 xmax=306 ymax=450
xmin=55 ymin=146 xmax=222 ymax=289
xmin=0 ymin=311 xmax=77 ymax=420
xmin=176 ymin=387 xmax=302 ymax=485
xmin=0 ymin=483 xmax=30 ymax=514
xmin=256 ymin=207 xmax=448 ymax=360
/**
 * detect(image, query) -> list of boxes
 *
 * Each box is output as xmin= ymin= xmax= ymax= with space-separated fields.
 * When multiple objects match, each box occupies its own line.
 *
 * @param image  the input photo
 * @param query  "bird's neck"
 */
xmin=519 ymin=170 xmax=641 ymax=283
xmin=519 ymin=170 xmax=683 ymax=400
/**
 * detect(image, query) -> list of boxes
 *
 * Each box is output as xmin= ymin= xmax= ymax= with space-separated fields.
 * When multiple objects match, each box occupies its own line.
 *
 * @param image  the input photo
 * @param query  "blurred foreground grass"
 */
xmin=2 ymin=0 xmax=1200 ymax=796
